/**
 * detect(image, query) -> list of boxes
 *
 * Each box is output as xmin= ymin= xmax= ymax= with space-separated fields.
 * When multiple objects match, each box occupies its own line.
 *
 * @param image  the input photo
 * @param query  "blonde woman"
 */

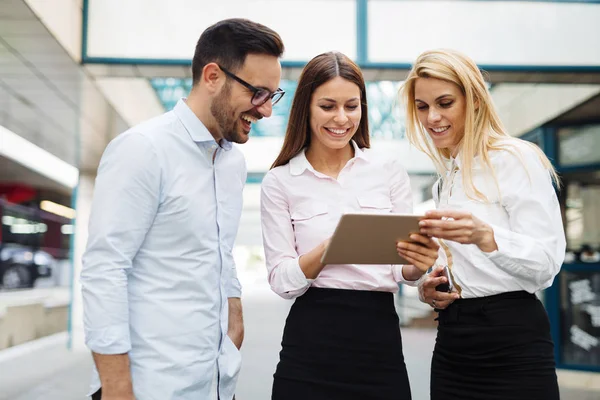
xmin=399 ymin=49 xmax=565 ymax=400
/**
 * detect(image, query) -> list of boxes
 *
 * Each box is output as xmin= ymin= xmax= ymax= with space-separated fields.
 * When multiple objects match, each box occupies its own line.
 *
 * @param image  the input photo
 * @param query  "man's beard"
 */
xmin=210 ymin=83 xmax=247 ymax=144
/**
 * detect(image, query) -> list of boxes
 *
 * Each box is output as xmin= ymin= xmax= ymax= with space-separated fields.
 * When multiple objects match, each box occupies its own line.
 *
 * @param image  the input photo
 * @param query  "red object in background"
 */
xmin=0 ymin=184 xmax=36 ymax=204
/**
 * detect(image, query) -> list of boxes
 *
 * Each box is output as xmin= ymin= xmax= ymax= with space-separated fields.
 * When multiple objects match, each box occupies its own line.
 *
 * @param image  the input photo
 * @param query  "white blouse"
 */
xmin=261 ymin=141 xmax=415 ymax=300
xmin=433 ymin=140 xmax=566 ymax=298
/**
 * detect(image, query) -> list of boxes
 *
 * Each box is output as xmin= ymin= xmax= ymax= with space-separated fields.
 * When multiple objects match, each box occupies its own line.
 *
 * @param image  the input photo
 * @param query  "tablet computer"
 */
xmin=320 ymin=213 xmax=424 ymax=265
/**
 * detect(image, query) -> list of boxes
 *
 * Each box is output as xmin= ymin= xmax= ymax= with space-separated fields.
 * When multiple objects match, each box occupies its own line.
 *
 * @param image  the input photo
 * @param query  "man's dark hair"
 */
xmin=191 ymin=18 xmax=284 ymax=85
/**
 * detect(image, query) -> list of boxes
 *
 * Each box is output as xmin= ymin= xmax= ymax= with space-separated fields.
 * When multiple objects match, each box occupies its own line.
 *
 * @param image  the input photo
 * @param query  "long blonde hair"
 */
xmin=399 ymin=49 xmax=559 ymax=201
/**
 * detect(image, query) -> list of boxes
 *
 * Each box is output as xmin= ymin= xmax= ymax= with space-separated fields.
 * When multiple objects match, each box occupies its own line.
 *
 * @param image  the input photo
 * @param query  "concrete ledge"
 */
xmin=558 ymin=369 xmax=600 ymax=392
xmin=0 ymin=288 xmax=70 ymax=351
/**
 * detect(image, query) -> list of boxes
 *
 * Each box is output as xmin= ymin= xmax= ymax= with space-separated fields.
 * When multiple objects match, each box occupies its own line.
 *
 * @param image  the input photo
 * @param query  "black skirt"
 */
xmin=431 ymin=291 xmax=559 ymax=400
xmin=272 ymin=287 xmax=412 ymax=400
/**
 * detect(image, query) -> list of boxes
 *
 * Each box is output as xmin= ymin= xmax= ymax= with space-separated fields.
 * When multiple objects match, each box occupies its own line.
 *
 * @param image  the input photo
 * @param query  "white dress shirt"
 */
xmin=261 ymin=141 xmax=416 ymax=300
xmin=81 ymin=99 xmax=245 ymax=400
xmin=433 ymin=140 xmax=566 ymax=298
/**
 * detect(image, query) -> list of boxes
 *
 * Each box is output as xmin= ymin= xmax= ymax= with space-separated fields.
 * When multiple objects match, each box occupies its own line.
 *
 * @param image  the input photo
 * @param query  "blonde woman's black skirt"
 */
xmin=431 ymin=291 xmax=559 ymax=400
xmin=272 ymin=287 xmax=412 ymax=400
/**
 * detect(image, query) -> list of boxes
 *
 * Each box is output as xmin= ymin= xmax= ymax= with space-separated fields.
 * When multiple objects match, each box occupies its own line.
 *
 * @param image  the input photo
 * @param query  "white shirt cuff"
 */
xmin=85 ymin=324 xmax=131 ymax=354
xmin=483 ymin=223 xmax=513 ymax=260
xmin=226 ymin=277 xmax=242 ymax=298
xmin=393 ymin=265 xmax=421 ymax=287
xmin=285 ymin=257 xmax=312 ymax=290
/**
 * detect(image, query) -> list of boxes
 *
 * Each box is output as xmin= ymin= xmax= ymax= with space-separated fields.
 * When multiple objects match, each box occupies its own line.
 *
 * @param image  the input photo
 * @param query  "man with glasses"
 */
xmin=81 ymin=18 xmax=284 ymax=400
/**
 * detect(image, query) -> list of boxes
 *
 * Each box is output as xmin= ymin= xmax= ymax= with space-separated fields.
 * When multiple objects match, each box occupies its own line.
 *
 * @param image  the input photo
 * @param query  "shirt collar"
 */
xmin=289 ymin=140 xmax=369 ymax=176
xmin=451 ymin=153 xmax=462 ymax=170
xmin=173 ymin=98 xmax=232 ymax=151
xmin=352 ymin=140 xmax=370 ymax=162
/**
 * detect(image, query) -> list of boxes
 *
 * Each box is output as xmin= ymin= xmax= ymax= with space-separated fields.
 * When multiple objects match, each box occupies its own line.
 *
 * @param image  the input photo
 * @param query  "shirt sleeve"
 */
xmin=224 ymin=157 xmax=246 ymax=299
xmin=484 ymin=146 xmax=566 ymax=290
xmin=81 ymin=132 xmax=161 ymax=355
xmin=224 ymin=264 xmax=242 ymax=298
xmin=388 ymin=158 xmax=422 ymax=287
xmin=260 ymin=172 xmax=311 ymax=300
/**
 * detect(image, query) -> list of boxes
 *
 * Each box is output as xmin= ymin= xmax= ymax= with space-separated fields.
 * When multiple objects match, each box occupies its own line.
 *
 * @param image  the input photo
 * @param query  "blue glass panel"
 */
xmin=150 ymin=78 xmax=406 ymax=139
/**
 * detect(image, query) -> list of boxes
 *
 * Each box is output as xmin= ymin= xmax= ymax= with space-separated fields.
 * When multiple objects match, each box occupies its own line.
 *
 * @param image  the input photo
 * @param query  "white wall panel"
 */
xmin=369 ymin=0 xmax=600 ymax=66
xmin=86 ymin=0 xmax=356 ymax=61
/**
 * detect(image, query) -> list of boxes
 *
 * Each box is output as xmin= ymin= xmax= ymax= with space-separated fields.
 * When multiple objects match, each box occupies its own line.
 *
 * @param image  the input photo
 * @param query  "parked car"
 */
xmin=0 ymin=244 xmax=54 ymax=289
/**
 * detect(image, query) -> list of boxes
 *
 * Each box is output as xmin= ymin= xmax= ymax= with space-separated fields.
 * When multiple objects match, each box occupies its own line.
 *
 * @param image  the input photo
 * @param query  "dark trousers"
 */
xmin=431 ymin=291 xmax=559 ymax=400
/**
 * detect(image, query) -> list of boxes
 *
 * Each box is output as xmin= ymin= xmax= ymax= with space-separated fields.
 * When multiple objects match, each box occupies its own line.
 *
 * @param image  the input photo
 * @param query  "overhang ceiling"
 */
xmin=0 ymin=0 xmax=127 ymax=185
xmin=0 ymin=155 xmax=72 ymax=195
xmin=550 ymin=93 xmax=600 ymax=125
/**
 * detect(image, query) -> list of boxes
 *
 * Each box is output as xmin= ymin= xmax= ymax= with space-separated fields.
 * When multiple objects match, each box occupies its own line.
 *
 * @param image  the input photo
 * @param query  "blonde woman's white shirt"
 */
xmin=434 ymin=140 xmax=566 ymax=298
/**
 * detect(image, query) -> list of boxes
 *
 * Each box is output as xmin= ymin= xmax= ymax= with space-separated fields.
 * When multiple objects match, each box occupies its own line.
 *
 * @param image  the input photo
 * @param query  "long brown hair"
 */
xmin=271 ymin=51 xmax=370 ymax=169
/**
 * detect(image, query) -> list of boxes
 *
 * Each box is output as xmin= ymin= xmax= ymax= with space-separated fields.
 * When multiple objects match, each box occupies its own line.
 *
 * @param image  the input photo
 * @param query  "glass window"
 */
xmin=563 ymin=174 xmax=600 ymax=259
xmin=39 ymin=212 xmax=71 ymax=261
xmin=150 ymin=78 xmax=407 ymax=139
xmin=560 ymin=270 xmax=600 ymax=367
xmin=1 ymin=202 xmax=42 ymax=248
xmin=558 ymin=124 xmax=600 ymax=168
xmin=0 ymin=201 xmax=71 ymax=259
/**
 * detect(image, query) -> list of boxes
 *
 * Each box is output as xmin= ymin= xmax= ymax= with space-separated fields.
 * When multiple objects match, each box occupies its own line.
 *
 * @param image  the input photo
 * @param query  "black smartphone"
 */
xmin=435 ymin=266 xmax=454 ymax=293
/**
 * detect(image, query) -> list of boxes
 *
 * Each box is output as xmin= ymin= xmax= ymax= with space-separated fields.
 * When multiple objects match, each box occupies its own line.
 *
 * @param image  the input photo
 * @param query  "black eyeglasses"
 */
xmin=218 ymin=65 xmax=285 ymax=107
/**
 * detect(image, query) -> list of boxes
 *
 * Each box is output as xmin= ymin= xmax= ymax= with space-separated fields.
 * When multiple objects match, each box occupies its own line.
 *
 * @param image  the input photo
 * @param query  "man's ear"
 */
xmin=202 ymin=63 xmax=223 ymax=94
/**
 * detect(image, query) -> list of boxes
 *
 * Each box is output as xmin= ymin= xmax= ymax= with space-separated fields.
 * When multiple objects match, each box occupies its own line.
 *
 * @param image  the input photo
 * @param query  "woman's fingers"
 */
xmin=397 ymin=241 xmax=439 ymax=258
xmin=397 ymin=249 xmax=433 ymax=272
xmin=430 ymin=299 xmax=453 ymax=310
xmin=419 ymin=269 xmax=460 ymax=308
xmin=408 ymin=233 xmax=440 ymax=250
xmin=424 ymin=209 xmax=471 ymax=220
xmin=429 ymin=266 xmax=447 ymax=278
xmin=398 ymin=256 xmax=428 ymax=273
xmin=419 ymin=228 xmax=474 ymax=243
xmin=422 ymin=285 xmax=460 ymax=308
xmin=420 ymin=217 xmax=474 ymax=231
xmin=397 ymin=240 xmax=439 ymax=272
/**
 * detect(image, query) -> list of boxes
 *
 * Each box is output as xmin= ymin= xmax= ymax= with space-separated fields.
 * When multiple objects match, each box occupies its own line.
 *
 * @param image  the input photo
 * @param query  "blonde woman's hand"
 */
xmin=418 ymin=209 xmax=498 ymax=253
xmin=396 ymin=233 xmax=440 ymax=273
xmin=418 ymin=266 xmax=460 ymax=309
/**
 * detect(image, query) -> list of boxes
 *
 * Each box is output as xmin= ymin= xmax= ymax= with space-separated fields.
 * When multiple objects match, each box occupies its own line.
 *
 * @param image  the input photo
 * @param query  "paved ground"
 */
xmin=1 ymin=281 xmax=598 ymax=399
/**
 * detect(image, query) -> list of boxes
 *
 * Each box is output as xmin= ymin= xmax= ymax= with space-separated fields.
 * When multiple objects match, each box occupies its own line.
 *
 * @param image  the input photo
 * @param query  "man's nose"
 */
xmin=256 ymin=100 xmax=273 ymax=118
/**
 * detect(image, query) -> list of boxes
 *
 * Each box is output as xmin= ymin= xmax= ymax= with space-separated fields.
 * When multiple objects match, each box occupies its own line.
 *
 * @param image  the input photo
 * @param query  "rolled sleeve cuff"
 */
xmin=483 ymin=224 xmax=513 ymax=262
xmin=393 ymin=265 xmax=421 ymax=287
xmin=285 ymin=257 xmax=312 ymax=291
xmin=226 ymin=277 xmax=242 ymax=298
xmin=85 ymin=324 xmax=132 ymax=354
